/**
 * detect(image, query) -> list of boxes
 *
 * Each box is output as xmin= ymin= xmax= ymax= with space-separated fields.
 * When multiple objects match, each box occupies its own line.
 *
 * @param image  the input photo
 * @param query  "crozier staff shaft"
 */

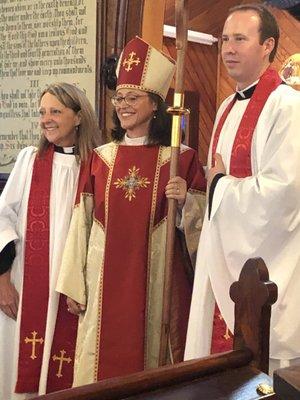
xmin=159 ymin=0 xmax=189 ymax=366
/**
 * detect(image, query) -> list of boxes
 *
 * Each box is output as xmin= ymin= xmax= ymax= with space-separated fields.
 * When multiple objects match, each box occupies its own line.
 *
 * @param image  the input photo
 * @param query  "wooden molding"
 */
xmin=142 ymin=0 xmax=166 ymax=49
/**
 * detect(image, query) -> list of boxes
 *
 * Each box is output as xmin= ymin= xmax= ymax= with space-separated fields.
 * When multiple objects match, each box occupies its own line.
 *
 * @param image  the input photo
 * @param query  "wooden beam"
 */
xmin=142 ymin=0 xmax=166 ymax=49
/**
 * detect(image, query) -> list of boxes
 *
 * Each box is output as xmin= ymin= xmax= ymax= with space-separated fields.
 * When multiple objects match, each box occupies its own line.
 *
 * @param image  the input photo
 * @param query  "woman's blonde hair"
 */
xmin=38 ymin=82 xmax=101 ymax=161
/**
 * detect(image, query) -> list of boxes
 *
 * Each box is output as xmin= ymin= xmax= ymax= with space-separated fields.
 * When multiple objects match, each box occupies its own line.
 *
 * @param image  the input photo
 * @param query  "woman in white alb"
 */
xmin=0 ymin=82 xmax=100 ymax=399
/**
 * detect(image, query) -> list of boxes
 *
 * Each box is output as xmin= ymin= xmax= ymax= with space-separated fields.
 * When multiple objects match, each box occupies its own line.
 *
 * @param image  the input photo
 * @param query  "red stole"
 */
xmin=45 ymin=295 xmax=78 ymax=393
xmin=211 ymin=68 xmax=282 ymax=177
xmin=15 ymin=146 xmax=78 ymax=393
xmin=210 ymin=68 xmax=282 ymax=353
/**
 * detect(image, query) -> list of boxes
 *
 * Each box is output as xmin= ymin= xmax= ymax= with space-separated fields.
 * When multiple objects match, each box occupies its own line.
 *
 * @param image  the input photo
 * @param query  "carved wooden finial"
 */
xmin=230 ymin=258 xmax=278 ymax=373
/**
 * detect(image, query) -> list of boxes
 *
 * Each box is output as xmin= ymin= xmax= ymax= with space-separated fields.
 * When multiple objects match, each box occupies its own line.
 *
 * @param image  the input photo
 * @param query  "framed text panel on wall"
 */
xmin=0 ymin=0 xmax=98 ymax=179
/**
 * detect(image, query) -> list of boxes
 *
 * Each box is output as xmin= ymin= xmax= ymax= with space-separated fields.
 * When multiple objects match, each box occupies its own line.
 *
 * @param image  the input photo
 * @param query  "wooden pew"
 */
xmin=274 ymin=366 xmax=300 ymax=399
xmin=33 ymin=257 xmax=278 ymax=400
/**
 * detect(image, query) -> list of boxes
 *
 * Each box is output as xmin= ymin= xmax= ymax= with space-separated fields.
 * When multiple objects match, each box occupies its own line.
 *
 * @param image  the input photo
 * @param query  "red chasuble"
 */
xmin=74 ymin=143 xmax=205 ymax=381
xmin=15 ymin=146 xmax=78 ymax=394
xmin=98 ymin=146 xmax=158 ymax=378
xmin=210 ymin=68 xmax=282 ymax=353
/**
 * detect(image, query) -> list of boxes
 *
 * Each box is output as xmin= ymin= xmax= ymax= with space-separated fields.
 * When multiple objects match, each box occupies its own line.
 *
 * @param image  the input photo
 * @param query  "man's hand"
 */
xmin=207 ymin=153 xmax=226 ymax=188
xmin=0 ymin=271 xmax=19 ymax=320
xmin=66 ymin=297 xmax=86 ymax=315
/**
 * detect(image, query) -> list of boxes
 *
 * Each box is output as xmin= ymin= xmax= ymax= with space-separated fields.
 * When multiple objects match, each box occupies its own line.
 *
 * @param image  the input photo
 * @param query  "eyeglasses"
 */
xmin=111 ymin=94 xmax=148 ymax=107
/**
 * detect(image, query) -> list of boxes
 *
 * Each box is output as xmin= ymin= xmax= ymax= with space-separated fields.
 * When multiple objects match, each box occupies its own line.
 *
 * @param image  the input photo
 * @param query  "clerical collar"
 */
xmin=122 ymin=134 xmax=148 ymax=146
xmin=236 ymin=80 xmax=259 ymax=101
xmin=54 ymin=144 xmax=76 ymax=154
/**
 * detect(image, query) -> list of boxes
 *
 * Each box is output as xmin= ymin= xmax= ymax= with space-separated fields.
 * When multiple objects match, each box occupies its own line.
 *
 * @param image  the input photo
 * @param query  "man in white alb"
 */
xmin=185 ymin=3 xmax=300 ymax=373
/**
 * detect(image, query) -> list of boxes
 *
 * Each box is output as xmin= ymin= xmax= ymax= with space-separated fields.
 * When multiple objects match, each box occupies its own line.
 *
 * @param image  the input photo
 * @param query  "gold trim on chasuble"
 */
xmin=73 ymin=220 xmax=105 ymax=386
xmin=146 ymin=220 xmax=169 ymax=368
xmin=145 ymin=146 xmax=168 ymax=368
xmin=94 ymin=142 xmax=117 ymax=168
xmin=57 ymin=193 xmax=101 ymax=387
xmin=93 ymin=143 xmax=119 ymax=382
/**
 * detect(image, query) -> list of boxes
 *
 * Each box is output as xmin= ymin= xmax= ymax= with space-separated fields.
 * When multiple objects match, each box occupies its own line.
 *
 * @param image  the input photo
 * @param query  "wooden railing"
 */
xmin=33 ymin=258 xmax=278 ymax=400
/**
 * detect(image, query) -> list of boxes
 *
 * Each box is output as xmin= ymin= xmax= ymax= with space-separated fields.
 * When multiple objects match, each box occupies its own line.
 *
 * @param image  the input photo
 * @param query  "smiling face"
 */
xmin=39 ymin=92 xmax=81 ymax=147
xmin=114 ymin=88 xmax=157 ymax=138
xmin=221 ymin=10 xmax=274 ymax=90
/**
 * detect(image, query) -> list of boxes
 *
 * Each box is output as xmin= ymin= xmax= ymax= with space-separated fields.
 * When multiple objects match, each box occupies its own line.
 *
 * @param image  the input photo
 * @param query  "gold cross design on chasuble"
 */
xmin=52 ymin=349 xmax=72 ymax=378
xmin=24 ymin=331 xmax=44 ymax=360
xmin=122 ymin=51 xmax=141 ymax=72
xmin=114 ymin=166 xmax=150 ymax=201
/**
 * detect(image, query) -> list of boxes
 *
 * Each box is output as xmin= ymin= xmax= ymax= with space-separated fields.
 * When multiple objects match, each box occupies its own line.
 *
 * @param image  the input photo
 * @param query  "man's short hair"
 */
xmin=228 ymin=3 xmax=280 ymax=62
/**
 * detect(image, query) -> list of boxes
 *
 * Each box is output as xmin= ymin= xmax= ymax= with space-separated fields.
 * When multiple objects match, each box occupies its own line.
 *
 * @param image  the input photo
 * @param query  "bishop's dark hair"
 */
xmin=111 ymin=92 xmax=172 ymax=146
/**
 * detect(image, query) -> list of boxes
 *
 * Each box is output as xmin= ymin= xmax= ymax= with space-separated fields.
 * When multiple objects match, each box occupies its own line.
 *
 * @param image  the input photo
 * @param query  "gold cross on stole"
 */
xmin=52 ymin=349 xmax=72 ymax=378
xmin=24 ymin=331 xmax=44 ymax=360
xmin=218 ymin=313 xmax=231 ymax=340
